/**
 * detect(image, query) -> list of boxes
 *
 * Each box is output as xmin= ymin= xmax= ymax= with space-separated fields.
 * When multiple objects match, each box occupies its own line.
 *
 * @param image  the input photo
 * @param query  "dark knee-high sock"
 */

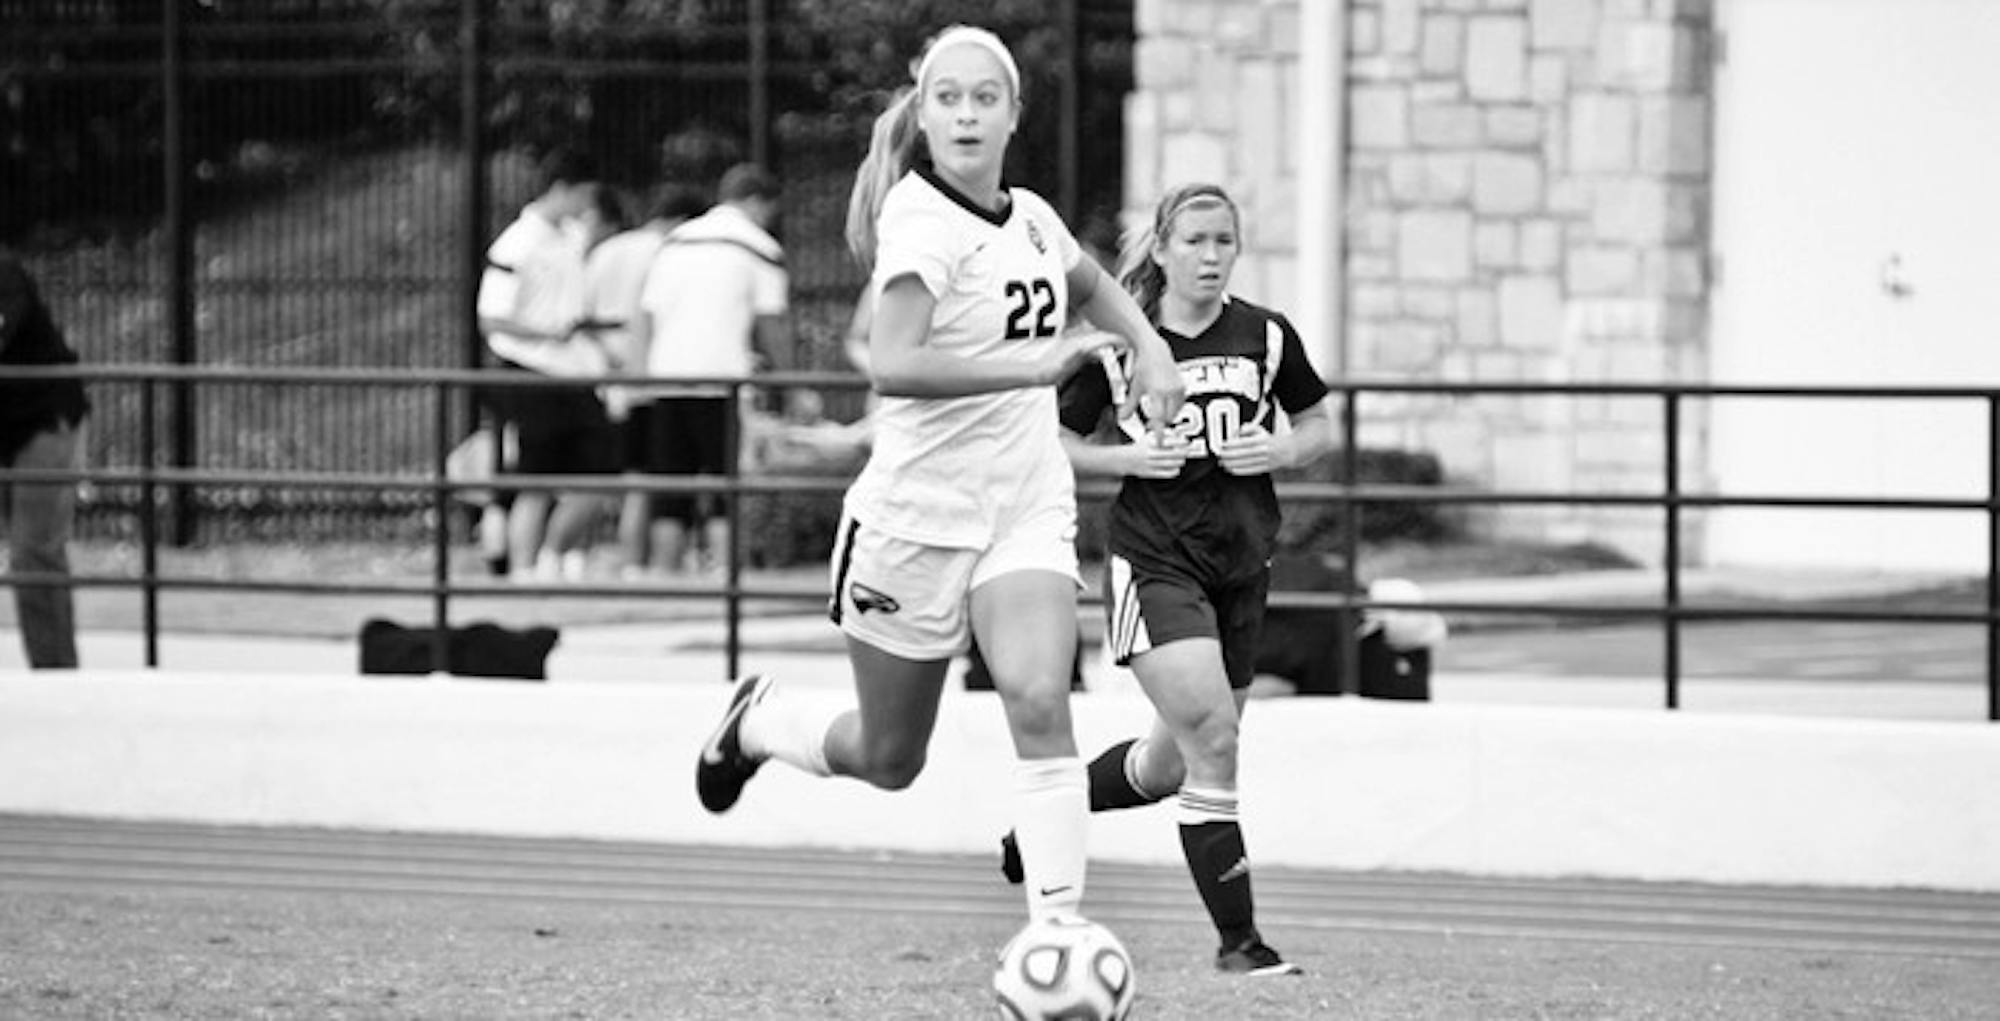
xmin=1087 ymin=738 xmax=1168 ymax=812
xmin=1177 ymin=786 xmax=1257 ymax=947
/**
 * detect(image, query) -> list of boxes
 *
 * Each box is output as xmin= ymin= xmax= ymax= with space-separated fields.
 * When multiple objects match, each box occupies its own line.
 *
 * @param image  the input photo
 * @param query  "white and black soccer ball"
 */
xmin=992 ymin=914 xmax=1136 ymax=1021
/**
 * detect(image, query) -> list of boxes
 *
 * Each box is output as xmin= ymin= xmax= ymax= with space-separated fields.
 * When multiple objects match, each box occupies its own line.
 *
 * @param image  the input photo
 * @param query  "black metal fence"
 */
xmin=3 ymin=364 xmax=1996 ymax=722
xmin=2 ymin=0 xmax=1134 ymax=540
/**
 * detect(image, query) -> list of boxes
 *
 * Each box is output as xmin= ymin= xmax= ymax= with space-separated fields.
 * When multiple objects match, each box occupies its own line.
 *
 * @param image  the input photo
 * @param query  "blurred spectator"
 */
xmin=582 ymin=183 xmax=710 ymax=579
xmin=475 ymin=149 xmax=618 ymax=583
xmin=739 ymin=386 xmax=870 ymax=475
xmin=476 ymin=146 xmax=600 ymax=576
xmin=627 ymin=163 xmax=790 ymax=576
xmin=0 ymin=244 xmax=89 ymax=669
xmin=517 ymin=182 xmax=629 ymax=582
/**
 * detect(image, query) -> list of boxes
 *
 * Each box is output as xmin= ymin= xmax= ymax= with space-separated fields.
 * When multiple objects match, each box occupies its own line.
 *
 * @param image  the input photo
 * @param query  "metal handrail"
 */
xmin=3 ymin=363 xmax=1995 ymax=721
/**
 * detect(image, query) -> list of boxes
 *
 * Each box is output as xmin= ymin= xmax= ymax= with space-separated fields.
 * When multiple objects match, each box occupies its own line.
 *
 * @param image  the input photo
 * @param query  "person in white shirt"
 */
xmin=475 ymin=151 xmax=618 ymax=582
xmin=578 ymin=183 xmax=709 ymax=578
xmin=693 ymin=25 xmax=1185 ymax=927
xmin=628 ymin=164 xmax=791 ymax=575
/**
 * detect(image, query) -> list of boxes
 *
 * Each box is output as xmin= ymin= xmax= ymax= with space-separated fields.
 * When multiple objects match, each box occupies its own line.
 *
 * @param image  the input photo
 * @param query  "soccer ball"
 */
xmin=992 ymin=915 xmax=1136 ymax=1021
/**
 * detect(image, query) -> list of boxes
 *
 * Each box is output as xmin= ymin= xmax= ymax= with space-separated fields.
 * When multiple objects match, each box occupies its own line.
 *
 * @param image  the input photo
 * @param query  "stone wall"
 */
xmin=1127 ymin=0 xmax=1715 ymax=561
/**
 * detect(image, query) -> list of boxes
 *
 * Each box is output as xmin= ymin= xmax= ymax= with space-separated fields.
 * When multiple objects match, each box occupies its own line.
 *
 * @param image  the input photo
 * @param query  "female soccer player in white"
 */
xmin=1011 ymin=183 xmax=1334 ymax=975
xmin=694 ymin=25 xmax=1185 ymax=924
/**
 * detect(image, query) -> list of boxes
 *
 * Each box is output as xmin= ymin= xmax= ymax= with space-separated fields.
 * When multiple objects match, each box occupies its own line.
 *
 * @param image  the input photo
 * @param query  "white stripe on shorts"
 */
xmin=1106 ymin=553 xmax=1154 ymax=664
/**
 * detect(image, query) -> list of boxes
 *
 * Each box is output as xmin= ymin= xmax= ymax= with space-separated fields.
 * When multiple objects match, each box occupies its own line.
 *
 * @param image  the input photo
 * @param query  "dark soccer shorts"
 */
xmin=632 ymin=395 xmax=730 ymax=523
xmin=1103 ymin=553 xmax=1270 ymax=689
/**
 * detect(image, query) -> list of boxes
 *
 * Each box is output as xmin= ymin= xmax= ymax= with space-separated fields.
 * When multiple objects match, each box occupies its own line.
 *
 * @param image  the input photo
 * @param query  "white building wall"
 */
xmin=1132 ymin=0 xmax=1714 ymax=565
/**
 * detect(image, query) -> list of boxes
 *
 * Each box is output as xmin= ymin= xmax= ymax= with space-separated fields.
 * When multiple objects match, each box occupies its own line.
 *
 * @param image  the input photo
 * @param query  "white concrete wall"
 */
xmin=1707 ymin=0 xmax=2000 ymax=572
xmin=3 ymin=671 xmax=1995 ymax=892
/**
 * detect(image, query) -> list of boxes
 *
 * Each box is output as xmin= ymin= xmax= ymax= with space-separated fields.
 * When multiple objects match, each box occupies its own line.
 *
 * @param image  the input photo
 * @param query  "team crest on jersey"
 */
xmin=848 ymin=582 xmax=901 ymax=615
xmin=1026 ymin=219 xmax=1046 ymax=254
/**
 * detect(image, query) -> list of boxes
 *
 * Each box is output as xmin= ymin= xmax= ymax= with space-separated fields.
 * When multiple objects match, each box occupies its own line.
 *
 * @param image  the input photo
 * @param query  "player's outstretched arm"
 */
xmin=1067 ymin=258 xmax=1185 ymax=427
xmin=867 ymin=275 xmax=1107 ymax=397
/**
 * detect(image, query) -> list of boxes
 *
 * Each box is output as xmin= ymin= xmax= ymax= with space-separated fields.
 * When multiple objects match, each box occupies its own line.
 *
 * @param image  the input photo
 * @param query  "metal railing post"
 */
xmin=430 ymin=378 xmax=454 ymax=674
xmin=1663 ymin=392 xmax=1682 ymax=710
xmin=747 ymin=0 xmax=770 ymax=168
xmin=140 ymin=377 xmax=161 ymax=668
xmin=1056 ymin=0 xmax=1081 ymax=221
xmin=1337 ymin=388 xmax=1361 ymax=696
xmin=1988 ymin=395 xmax=1999 ymax=722
xmin=724 ymin=380 xmax=744 ymax=681
xmin=162 ymin=0 xmax=198 ymax=547
xmin=459 ymin=0 xmax=488 ymax=382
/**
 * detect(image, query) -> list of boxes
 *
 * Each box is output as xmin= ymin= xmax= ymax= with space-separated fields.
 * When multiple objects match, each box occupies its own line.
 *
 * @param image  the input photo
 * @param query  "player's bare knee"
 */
xmin=1179 ymin=710 xmax=1241 ymax=774
xmin=858 ymin=747 xmax=927 ymax=790
xmin=995 ymin=679 xmax=1069 ymax=741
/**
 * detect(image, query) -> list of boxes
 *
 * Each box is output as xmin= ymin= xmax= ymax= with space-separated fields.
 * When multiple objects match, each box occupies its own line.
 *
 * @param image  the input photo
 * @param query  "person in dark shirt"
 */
xmin=1009 ymin=183 xmax=1335 ymax=976
xmin=0 ymin=247 xmax=89 ymax=668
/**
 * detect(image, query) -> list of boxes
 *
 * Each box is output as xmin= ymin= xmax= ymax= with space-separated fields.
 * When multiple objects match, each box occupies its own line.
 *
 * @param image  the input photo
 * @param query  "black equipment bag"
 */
xmin=358 ymin=618 xmax=559 ymax=681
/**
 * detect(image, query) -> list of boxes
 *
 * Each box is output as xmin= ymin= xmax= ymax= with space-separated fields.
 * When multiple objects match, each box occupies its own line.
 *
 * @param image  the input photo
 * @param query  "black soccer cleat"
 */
xmin=999 ymin=829 xmax=1024 ymax=885
xmin=695 ymin=674 xmax=773 ymax=814
xmin=1216 ymin=935 xmax=1304 ymax=977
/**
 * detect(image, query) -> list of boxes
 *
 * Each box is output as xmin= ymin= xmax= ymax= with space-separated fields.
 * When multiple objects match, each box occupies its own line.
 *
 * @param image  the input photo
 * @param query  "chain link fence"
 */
xmin=2 ymin=0 xmax=1133 ymax=543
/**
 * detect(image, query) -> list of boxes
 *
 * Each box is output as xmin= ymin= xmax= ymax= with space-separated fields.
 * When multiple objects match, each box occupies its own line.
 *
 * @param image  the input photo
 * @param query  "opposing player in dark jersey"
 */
xmin=1009 ymin=182 xmax=1334 ymax=975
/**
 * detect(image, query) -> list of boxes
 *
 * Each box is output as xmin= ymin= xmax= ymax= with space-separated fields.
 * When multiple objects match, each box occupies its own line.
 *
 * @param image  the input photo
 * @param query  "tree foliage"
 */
xmin=0 ymin=0 xmax=1131 ymax=243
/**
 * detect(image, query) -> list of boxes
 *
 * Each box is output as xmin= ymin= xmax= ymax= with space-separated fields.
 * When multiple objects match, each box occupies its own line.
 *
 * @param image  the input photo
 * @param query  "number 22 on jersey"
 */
xmin=1004 ymin=278 xmax=1057 ymax=340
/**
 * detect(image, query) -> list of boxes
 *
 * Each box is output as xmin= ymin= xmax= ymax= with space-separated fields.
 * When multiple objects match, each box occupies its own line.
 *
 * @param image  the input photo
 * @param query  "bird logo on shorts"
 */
xmin=848 ymin=582 xmax=901 ymax=615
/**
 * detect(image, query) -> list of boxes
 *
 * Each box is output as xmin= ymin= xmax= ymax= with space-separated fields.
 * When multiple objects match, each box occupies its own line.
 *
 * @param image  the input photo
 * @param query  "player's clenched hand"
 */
xmin=1214 ymin=422 xmax=1278 ymax=476
xmin=1123 ymin=333 xmax=1186 ymax=432
xmin=1122 ymin=432 xmax=1190 ymax=480
xmin=1038 ymin=332 xmax=1125 ymax=387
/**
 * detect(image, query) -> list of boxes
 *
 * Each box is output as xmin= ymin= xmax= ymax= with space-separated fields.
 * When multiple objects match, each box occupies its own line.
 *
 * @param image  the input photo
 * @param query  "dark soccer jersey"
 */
xmin=1058 ymin=297 xmax=1328 ymax=584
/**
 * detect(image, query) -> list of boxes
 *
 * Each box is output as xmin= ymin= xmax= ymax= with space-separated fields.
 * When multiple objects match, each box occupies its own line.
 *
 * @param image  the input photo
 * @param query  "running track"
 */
xmin=2 ymin=815 xmax=1995 ymax=962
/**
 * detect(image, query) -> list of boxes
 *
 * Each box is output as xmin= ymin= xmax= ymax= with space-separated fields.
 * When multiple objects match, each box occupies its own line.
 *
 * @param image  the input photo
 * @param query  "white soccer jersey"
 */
xmin=844 ymin=169 xmax=1084 ymax=548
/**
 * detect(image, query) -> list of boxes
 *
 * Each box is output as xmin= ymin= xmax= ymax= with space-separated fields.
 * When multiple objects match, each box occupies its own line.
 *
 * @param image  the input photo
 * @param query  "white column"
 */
xmin=1297 ymin=0 xmax=1349 ymax=376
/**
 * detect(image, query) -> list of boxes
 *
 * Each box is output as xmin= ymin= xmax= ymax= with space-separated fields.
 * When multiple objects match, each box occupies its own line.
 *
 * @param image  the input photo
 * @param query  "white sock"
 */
xmin=737 ymin=690 xmax=838 ymax=777
xmin=1014 ymin=756 xmax=1088 ymax=920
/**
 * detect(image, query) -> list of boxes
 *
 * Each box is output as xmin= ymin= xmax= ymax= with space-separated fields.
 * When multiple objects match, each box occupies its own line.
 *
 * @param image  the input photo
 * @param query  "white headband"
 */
xmin=914 ymin=26 xmax=1021 ymax=95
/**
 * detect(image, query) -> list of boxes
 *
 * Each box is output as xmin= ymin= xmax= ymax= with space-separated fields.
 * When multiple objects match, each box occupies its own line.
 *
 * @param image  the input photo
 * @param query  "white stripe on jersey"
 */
xmin=1263 ymin=318 xmax=1284 ymax=383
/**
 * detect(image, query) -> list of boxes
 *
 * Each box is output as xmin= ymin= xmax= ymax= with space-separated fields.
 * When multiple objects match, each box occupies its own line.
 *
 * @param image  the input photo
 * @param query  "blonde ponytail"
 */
xmin=846 ymin=26 xmax=1025 ymax=270
xmin=844 ymin=88 xmax=923 ymax=269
